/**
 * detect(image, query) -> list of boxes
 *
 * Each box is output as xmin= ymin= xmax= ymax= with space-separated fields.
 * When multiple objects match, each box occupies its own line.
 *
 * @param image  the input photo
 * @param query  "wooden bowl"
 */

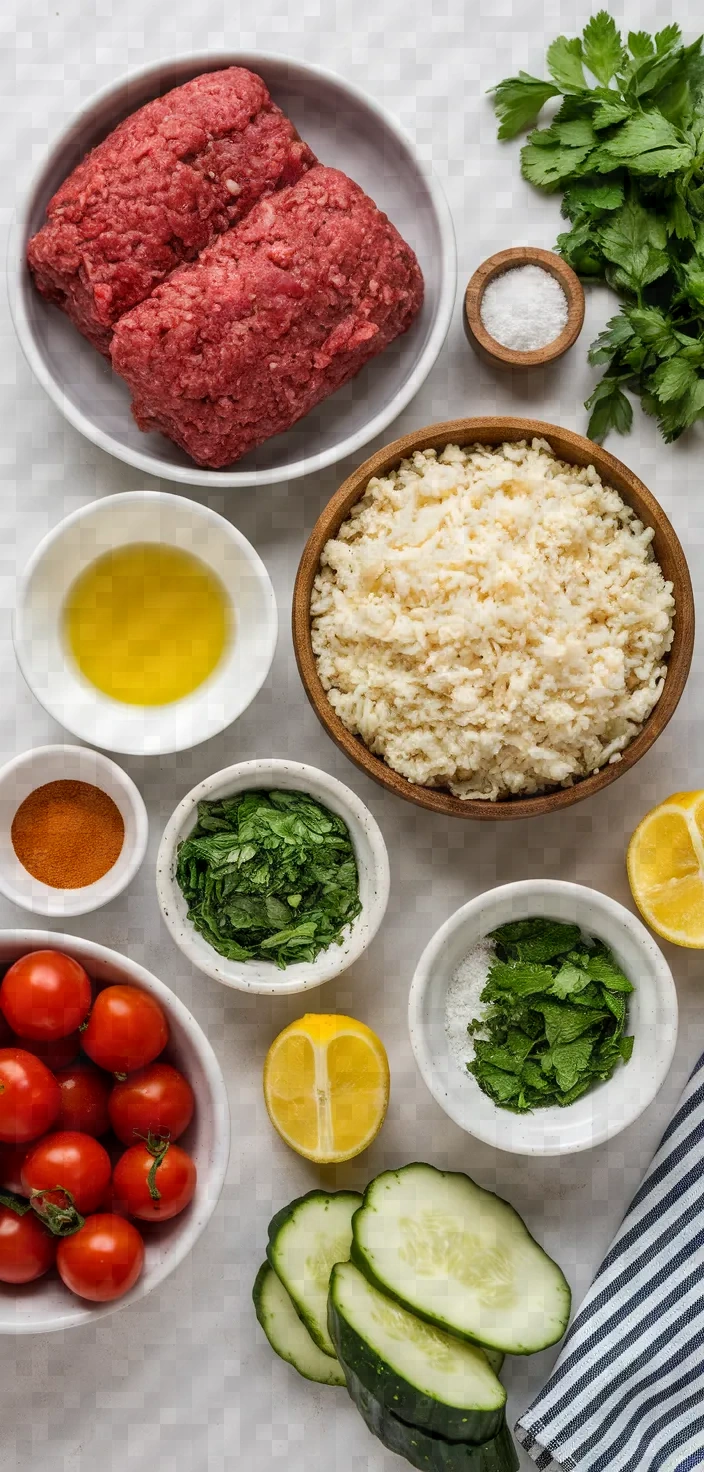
xmin=292 ymin=418 xmax=694 ymax=822
xmin=464 ymin=248 xmax=585 ymax=369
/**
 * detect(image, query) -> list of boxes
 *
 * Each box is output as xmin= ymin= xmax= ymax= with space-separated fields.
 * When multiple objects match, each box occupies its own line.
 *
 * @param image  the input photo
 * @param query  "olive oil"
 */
xmin=64 ymin=543 xmax=231 ymax=706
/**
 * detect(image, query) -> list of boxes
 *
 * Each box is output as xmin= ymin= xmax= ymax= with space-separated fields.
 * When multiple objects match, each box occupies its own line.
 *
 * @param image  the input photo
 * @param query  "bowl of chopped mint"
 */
xmin=408 ymin=879 xmax=678 ymax=1156
xmin=156 ymin=760 xmax=390 ymax=994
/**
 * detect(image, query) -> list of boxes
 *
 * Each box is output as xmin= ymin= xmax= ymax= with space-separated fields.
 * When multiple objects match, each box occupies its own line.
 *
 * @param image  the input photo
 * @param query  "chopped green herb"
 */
xmin=490 ymin=15 xmax=704 ymax=443
xmin=175 ymin=790 xmax=362 ymax=969
xmin=467 ymin=916 xmax=634 ymax=1112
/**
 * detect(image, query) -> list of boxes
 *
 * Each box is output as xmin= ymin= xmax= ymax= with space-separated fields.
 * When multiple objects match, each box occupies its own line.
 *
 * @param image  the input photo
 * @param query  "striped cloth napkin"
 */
xmin=515 ymin=1052 xmax=704 ymax=1472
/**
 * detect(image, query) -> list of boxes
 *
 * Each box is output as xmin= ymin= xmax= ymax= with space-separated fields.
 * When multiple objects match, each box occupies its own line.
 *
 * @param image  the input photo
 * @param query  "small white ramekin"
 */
xmin=13 ymin=490 xmax=278 ymax=756
xmin=156 ymin=759 xmax=390 ymax=995
xmin=408 ymin=879 xmax=678 ymax=1157
xmin=0 ymin=744 xmax=148 ymax=917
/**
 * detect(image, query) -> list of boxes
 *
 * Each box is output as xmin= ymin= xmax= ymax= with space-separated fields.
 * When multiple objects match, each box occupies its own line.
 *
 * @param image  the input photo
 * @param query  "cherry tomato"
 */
xmin=0 ymin=1204 xmax=56 ymax=1283
xmin=0 ymin=1049 xmax=61 ymax=1143
xmin=56 ymin=1214 xmax=144 ymax=1302
xmin=81 ymin=986 xmax=168 ymax=1074
xmin=113 ymin=1141 xmax=196 ymax=1221
xmin=109 ymin=1063 xmax=194 ymax=1145
xmin=55 ymin=1066 xmax=111 ymax=1137
xmin=0 ymin=952 xmax=91 ymax=1041
xmin=0 ymin=1143 xmax=29 ymax=1195
xmin=21 ymin=1131 xmax=112 ymax=1215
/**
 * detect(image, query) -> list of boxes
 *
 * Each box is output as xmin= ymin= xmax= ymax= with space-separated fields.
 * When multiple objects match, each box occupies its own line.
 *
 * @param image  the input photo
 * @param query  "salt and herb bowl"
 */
xmin=408 ymin=879 xmax=678 ymax=1157
xmin=0 ymin=745 xmax=148 ymax=917
xmin=156 ymin=759 xmax=390 ymax=995
xmin=13 ymin=490 xmax=278 ymax=756
xmin=463 ymin=247 xmax=585 ymax=370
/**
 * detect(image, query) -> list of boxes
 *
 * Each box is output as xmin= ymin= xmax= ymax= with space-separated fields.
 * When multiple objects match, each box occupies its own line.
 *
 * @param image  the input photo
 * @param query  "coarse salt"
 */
xmin=480 ymin=264 xmax=568 ymax=351
xmin=444 ymin=937 xmax=495 ymax=1075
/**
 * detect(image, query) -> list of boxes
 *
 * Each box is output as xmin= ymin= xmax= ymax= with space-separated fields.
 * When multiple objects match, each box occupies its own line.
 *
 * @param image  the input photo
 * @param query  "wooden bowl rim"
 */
xmin=292 ymin=417 xmax=695 ymax=821
xmin=464 ymin=248 xmax=585 ymax=368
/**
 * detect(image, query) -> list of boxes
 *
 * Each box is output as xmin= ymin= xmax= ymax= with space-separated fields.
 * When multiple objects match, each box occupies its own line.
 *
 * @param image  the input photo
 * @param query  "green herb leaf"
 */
xmin=490 ymin=72 xmax=562 ymax=140
xmin=550 ymin=963 xmax=593 ymax=999
xmin=585 ymin=955 xmax=634 ymax=992
xmin=586 ymin=378 xmax=634 ymax=441
xmin=485 ymin=960 xmax=556 ymax=998
xmin=491 ymin=918 xmax=582 ymax=962
xmin=521 ymin=136 xmax=593 ymax=190
xmin=582 ymin=12 xmax=626 ymax=86
xmin=652 ymin=355 xmax=699 ymax=403
xmin=588 ymin=313 xmax=636 ymax=364
xmin=552 ymin=1037 xmax=595 ymax=1091
xmin=547 ymin=35 xmax=587 ymax=93
xmin=531 ymin=1000 xmax=606 ymax=1047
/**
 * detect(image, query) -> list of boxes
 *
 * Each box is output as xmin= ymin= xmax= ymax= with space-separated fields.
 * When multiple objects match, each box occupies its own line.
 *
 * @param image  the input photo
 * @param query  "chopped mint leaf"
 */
xmin=491 ymin=918 xmax=582 ymax=963
xmin=550 ymin=963 xmax=593 ymax=999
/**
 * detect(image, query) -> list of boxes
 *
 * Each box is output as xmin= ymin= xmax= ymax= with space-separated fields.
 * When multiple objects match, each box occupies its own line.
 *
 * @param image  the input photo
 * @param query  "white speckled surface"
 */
xmin=1 ymin=3 xmax=704 ymax=1469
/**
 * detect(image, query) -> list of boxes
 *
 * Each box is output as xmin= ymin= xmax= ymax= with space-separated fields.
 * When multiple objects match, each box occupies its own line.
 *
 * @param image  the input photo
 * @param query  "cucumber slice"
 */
xmin=351 ymin=1163 xmax=570 ymax=1355
xmin=329 ymin=1262 xmax=505 ymax=1443
xmin=253 ymin=1264 xmax=346 ymax=1386
xmin=345 ymin=1365 xmax=519 ymax=1472
xmin=267 ymin=1189 xmax=362 ymax=1356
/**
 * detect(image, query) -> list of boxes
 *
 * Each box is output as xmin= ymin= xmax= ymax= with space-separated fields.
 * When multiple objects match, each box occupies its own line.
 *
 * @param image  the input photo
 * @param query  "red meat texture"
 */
xmin=110 ymin=165 xmax=424 ymax=468
xmin=26 ymin=68 xmax=315 ymax=354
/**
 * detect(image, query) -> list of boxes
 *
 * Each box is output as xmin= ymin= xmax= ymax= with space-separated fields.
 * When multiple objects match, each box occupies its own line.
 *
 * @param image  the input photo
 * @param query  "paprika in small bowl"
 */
xmin=0 ymin=745 xmax=147 ymax=916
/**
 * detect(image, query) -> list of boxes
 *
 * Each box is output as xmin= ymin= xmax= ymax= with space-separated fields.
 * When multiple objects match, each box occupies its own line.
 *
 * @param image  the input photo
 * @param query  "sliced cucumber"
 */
xmin=329 ymin=1262 xmax=505 ymax=1443
xmin=351 ymin=1163 xmax=570 ymax=1355
xmin=345 ymin=1365 xmax=519 ymax=1472
xmin=253 ymin=1264 xmax=346 ymax=1386
xmin=267 ymin=1189 xmax=362 ymax=1356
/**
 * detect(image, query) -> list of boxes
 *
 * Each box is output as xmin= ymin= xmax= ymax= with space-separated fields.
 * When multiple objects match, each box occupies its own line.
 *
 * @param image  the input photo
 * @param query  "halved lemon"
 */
xmin=627 ymin=791 xmax=704 ymax=947
xmin=263 ymin=1013 xmax=390 ymax=1164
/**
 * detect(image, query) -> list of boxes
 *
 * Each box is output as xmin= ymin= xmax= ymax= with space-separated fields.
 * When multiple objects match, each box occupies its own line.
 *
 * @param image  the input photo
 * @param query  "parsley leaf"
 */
xmin=490 ymin=72 xmax=561 ymax=140
xmin=547 ymin=36 xmax=587 ymax=93
xmin=582 ymin=12 xmax=626 ymax=86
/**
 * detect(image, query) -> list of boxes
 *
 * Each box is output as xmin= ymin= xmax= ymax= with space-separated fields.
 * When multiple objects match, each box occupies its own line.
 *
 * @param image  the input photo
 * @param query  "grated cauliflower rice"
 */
xmin=310 ymin=439 xmax=675 ymax=801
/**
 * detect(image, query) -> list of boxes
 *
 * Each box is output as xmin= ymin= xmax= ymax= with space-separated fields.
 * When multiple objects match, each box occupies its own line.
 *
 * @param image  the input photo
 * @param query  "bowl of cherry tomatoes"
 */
xmin=0 ymin=934 xmax=230 ymax=1332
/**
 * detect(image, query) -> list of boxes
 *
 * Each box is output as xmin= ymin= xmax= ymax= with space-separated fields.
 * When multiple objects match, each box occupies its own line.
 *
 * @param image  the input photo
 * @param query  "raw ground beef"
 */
xmin=110 ymin=165 xmax=424 ymax=468
xmin=26 ymin=68 xmax=315 ymax=354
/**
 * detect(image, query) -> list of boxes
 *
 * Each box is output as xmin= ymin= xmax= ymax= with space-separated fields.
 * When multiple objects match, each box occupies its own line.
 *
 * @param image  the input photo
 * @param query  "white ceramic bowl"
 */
xmin=408 ymin=880 xmax=678 ymax=1157
xmin=0 ymin=929 xmax=230 ymax=1334
xmin=10 ymin=53 xmax=456 ymax=488
xmin=157 ymin=759 xmax=390 ymax=994
xmin=13 ymin=490 xmax=278 ymax=756
xmin=0 ymin=744 xmax=148 ymax=917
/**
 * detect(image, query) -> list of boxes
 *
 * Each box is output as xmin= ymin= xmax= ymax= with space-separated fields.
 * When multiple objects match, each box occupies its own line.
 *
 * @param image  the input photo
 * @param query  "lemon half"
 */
xmin=627 ymin=791 xmax=704 ymax=948
xmin=263 ymin=1013 xmax=390 ymax=1164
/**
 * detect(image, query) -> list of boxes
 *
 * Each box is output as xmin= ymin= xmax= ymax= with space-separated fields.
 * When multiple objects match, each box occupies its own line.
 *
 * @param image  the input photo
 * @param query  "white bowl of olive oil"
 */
xmin=13 ymin=492 xmax=277 ymax=756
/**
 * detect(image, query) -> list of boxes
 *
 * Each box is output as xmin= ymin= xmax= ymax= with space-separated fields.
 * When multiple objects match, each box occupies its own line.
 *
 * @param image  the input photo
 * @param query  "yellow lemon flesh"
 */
xmin=627 ymin=791 xmax=704 ymax=947
xmin=263 ymin=1014 xmax=390 ymax=1164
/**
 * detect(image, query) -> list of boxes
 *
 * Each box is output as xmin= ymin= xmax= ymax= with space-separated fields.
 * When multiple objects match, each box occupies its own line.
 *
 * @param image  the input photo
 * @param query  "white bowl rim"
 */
xmin=12 ymin=488 xmax=278 ymax=756
xmin=156 ymin=757 xmax=391 ymax=994
xmin=9 ymin=50 xmax=457 ymax=489
xmin=0 ymin=743 xmax=149 ymax=916
xmin=0 ymin=927 xmax=231 ymax=1334
xmin=408 ymin=878 xmax=679 ymax=1157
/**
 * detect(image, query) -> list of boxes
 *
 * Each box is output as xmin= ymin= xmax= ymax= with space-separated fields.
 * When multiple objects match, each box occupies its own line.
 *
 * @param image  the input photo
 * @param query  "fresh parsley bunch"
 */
xmin=467 ymin=918 xmax=634 ymax=1113
xmin=491 ymin=14 xmax=704 ymax=442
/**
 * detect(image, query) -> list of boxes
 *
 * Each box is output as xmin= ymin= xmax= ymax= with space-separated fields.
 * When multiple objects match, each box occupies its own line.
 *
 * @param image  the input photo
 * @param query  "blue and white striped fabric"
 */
xmin=516 ymin=1052 xmax=704 ymax=1472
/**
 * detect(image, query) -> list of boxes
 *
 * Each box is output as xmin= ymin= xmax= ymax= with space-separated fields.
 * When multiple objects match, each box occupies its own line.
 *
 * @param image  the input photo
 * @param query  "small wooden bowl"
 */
xmin=464 ymin=247 xmax=585 ymax=369
xmin=293 ymin=418 xmax=694 ymax=822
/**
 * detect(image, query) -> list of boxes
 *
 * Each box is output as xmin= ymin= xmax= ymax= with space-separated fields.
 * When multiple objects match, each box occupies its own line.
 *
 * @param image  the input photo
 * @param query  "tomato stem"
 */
xmin=137 ymin=1131 xmax=171 ymax=1201
xmin=0 ymin=1190 xmax=30 ymax=1216
xmin=30 ymin=1186 xmax=85 ymax=1237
